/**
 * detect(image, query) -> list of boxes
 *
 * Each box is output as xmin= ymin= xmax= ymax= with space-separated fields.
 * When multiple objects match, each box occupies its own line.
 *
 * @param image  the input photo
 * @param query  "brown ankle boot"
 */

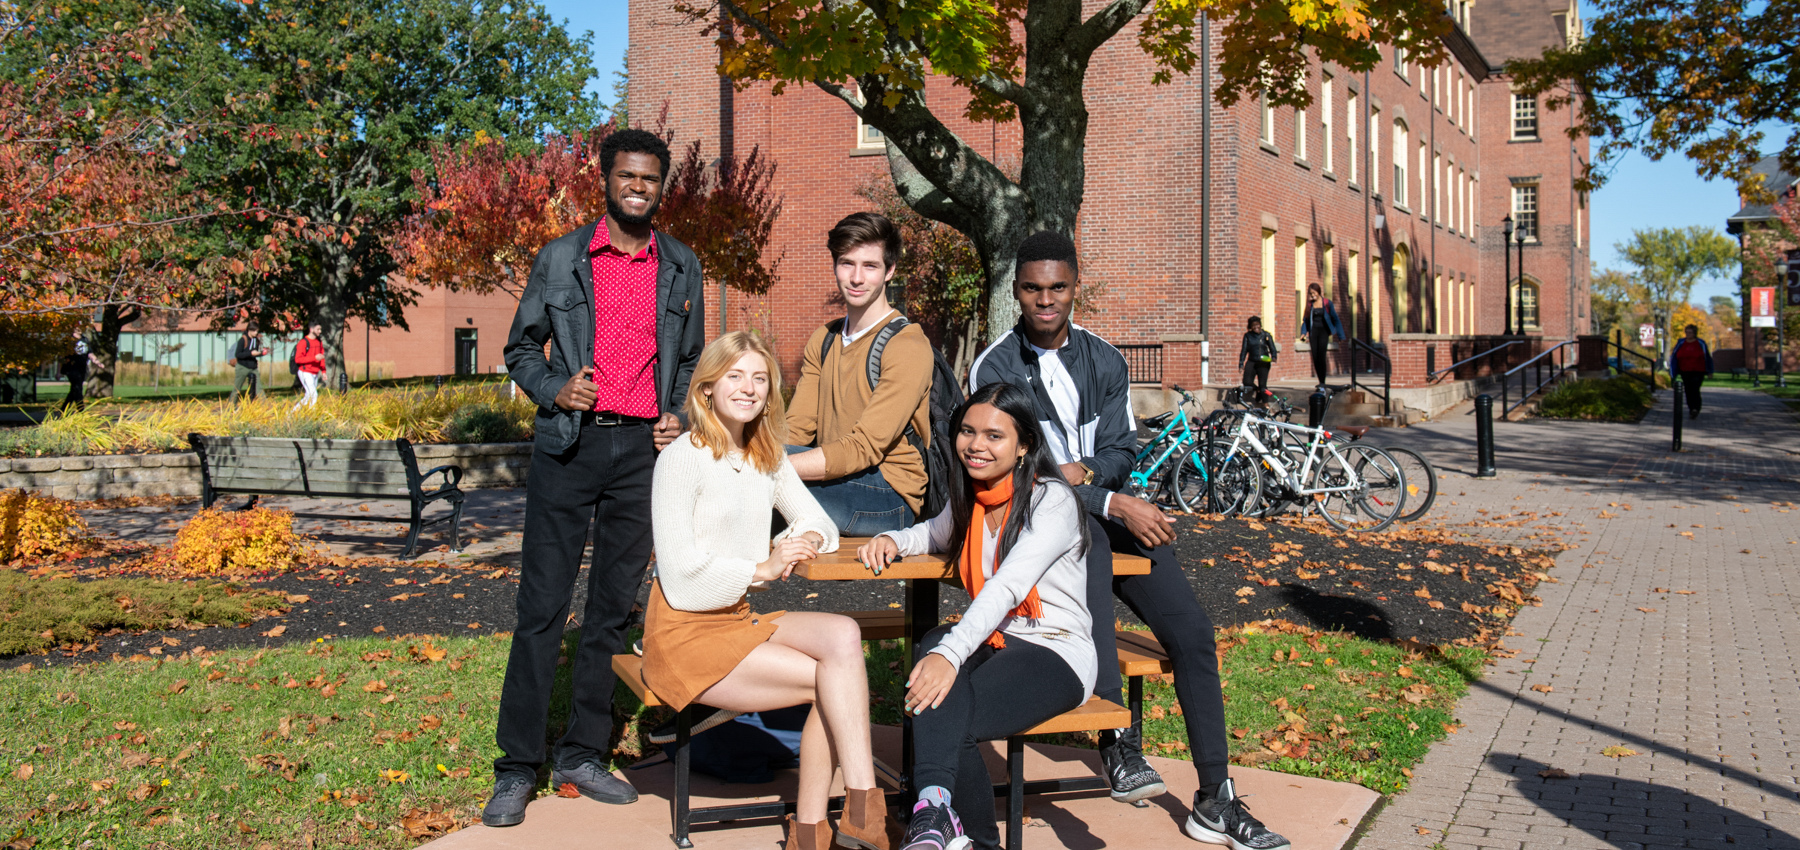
xmin=785 ymin=814 xmax=833 ymax=850
xmin=834 ymin=787 xmax=895 ymax=850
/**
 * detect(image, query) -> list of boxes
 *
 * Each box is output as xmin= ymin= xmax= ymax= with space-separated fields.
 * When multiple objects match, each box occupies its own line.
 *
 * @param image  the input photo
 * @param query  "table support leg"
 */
xmin=901 ymin=578 xmax=939 ymax=794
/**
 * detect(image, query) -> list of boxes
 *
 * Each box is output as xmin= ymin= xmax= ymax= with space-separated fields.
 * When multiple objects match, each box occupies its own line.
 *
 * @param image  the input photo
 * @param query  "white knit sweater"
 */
xmin=878 ymin=482 xmax=1095 ymax=696
xmin=652 ymin=432 xmax=840 ymax=612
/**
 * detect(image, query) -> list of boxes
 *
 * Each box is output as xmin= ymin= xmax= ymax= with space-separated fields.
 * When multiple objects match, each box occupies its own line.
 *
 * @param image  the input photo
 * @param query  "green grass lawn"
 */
xmin=1706 ymin=371 xmax=1800 ymax=398
xmin=3 ymin=622 xmax=1485 ymax=848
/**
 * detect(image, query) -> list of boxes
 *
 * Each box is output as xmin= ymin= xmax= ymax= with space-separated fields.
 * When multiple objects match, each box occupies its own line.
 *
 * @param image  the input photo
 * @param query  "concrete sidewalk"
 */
xmin=1357 ymin=386 xmax=1800 ymax=849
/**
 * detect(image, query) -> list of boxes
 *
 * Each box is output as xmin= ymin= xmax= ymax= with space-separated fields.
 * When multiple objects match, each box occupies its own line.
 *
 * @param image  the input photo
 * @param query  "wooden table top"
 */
xmin=794 ymin=538 xmax=1151 ymax=582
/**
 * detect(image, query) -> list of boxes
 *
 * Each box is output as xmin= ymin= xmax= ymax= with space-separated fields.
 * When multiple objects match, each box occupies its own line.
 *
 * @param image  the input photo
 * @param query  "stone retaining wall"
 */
xmin=0 ymin=442 xmax=533 ymax=501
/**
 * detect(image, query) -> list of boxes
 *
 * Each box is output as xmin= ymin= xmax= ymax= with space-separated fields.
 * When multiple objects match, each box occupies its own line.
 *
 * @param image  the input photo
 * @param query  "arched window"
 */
xmin=1392 ymin=120 xmax=1409 ymax=206
xmin=1392 ymin=244 xmax=1412 ymax=333
xmin=1509 ymin=277 xmax=1541 ymax=331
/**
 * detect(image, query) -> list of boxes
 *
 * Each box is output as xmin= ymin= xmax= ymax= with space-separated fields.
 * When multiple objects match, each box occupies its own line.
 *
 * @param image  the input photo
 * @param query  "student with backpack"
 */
xmin=291 ymin=322 xmax=327 ymax=411
xmin=786 ymin=212 xmax=956 ymax=536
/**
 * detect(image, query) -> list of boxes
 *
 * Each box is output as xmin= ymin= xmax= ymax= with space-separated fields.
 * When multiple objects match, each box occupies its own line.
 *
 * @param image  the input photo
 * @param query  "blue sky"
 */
xmin=558 ymin=0 xmax=1748 ymax=304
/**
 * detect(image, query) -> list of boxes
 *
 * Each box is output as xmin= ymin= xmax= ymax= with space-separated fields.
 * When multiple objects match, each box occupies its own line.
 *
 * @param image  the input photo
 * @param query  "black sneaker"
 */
xmin=900 ymin=799 xmax=971 ymax=850
xmin=1184 ymin=778 xmax=1290 ymax=849
xmin=550 ymin=759 xmax=638 ymax=805
xmin=481 ymin=772 xmax=534 ymax=827
xmin=646 ymin=705 xmax=742 ymax=745
xmin=1099 ymin=725 xmax=1167 ymax=803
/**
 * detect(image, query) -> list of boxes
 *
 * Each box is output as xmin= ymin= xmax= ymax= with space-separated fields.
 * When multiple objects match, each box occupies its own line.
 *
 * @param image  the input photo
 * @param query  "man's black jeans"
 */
xmin=1085 ymin=514 xmax=1231 ymax=790
xmin=1680 ymin=371 xmax=1705 ymax=414
xmin=494 ymin=418 xmax=657 ymax=779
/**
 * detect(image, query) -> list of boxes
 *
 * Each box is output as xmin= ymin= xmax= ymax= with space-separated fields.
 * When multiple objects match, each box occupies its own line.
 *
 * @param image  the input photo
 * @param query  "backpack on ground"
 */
xmin=822 ymin=316 xmax=965 ymax=520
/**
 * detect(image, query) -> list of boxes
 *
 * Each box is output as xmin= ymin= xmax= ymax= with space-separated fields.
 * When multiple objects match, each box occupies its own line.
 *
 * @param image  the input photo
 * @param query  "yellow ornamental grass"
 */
xmin=0 ymin=381 xmax=536 ymax=458
xmin=167 ymin=507 xmax=314 ymax=575
xmin=0 ymin=489 xmax=96 ymax=565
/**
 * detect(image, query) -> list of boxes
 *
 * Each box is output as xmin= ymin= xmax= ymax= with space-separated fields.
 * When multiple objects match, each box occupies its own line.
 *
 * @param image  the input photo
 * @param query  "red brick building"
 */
xmin=629 ymin=0 xmax=1590 ymax=408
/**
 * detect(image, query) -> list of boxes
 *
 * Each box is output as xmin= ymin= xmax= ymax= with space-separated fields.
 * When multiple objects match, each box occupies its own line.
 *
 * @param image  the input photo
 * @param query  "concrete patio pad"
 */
xmin=424 ymin=725 xmax=1378 ymax=850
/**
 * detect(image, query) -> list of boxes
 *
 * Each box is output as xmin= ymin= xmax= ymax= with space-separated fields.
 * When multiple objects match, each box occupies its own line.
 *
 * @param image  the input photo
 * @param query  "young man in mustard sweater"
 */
xmin=785 ymin=212 xmax=934 ymax=536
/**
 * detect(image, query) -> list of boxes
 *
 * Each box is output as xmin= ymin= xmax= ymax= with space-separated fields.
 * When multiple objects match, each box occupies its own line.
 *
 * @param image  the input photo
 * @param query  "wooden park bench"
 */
xmin=188 ymin=434 xmax=466 ymax=559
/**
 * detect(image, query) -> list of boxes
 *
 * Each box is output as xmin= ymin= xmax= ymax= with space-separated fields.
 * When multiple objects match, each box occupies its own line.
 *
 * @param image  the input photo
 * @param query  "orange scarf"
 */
xmin=958 ymin=474 xmax=1043 ymax=650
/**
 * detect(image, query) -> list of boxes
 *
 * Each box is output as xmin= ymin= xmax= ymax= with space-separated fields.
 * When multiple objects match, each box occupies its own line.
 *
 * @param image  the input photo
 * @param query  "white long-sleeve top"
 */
xmin=878 ymin=482 xmax=1095 ymax=696
xmin=652 ymin=432 xmax=839 ymax=612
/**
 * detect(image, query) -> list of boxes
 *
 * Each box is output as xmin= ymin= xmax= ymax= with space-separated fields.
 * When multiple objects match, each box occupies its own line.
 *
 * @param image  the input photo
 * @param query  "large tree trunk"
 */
xmin=316 ymin=242 xmax=355 ymax=384
xmin=88 ymin=304 xmax=141 ymax=399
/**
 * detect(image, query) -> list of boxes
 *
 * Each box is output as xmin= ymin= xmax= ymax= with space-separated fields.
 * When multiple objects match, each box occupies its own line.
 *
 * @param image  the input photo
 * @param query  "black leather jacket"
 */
xmin=502 ymin=221 xmax=705 ymax=454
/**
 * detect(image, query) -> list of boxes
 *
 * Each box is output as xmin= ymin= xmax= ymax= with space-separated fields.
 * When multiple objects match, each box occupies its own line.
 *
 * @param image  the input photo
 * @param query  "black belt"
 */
xmin=582 ymin=411 xmax=656 ymax=427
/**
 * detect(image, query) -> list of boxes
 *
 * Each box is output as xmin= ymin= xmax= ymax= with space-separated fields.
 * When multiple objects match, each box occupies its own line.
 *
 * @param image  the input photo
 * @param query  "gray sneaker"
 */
xmin=482 ymin=772 xmax=534 ymax=827
xmin=551 ymin=759 xmax=638 ymax=805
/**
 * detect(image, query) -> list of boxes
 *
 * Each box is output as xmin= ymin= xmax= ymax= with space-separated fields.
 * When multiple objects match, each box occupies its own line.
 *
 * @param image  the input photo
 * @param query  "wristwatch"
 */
xmin=1076 ymin=462 xmax=1096 ymax=486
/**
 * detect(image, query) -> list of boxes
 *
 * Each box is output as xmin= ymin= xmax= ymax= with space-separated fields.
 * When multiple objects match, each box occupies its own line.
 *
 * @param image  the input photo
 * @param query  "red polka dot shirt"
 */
xmin=588 ymin=219 xmax=661 ymax=418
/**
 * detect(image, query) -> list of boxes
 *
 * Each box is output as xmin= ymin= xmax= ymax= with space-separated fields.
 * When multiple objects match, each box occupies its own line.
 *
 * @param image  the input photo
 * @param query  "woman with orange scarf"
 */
xmin=857 ymin=382 xmax=1094 ymax=850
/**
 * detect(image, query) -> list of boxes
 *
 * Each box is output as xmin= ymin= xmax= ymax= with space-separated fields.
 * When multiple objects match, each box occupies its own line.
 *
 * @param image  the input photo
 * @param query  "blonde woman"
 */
xmin=642 ymin=331 xmax=893 ymax=850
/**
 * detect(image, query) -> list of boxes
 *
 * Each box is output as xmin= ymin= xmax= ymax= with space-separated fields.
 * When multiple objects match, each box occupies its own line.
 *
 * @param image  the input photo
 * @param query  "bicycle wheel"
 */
xmin=1180 ymin=441 xmax=1261 ymax=516
xmin=1312 ymin=444 xmax=1404 ymax=533
xmin=1379 ymin=445 xmax=1439 ymax=522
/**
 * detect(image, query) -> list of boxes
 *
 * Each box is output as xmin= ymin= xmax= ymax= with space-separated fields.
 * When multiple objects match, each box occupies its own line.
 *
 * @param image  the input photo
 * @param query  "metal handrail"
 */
xmin=1426 ymin=339 xmax=1523 ymax=382
xmin=1501 ymin=339 xmax=1579 ymax=416
xmin=1348 ymin=337 xmax=1391 ymax=415
xmin=1606 ymin=331 xmax=1659 ymax=389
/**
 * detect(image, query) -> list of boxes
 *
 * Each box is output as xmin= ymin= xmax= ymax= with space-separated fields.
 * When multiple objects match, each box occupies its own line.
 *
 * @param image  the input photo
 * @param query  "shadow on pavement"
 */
xmin=1492 ymin=754 xmax=1800 ymax=849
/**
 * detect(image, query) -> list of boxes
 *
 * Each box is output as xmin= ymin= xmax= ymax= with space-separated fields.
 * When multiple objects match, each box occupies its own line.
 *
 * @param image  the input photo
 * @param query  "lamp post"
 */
xmin=1515 ymin=226 xmax=1529 ymax=335
xmin=1778 ymin=258 xmax=1790 ymax=389
xmin=1502 ymin=215 xmax=1514 ymax=334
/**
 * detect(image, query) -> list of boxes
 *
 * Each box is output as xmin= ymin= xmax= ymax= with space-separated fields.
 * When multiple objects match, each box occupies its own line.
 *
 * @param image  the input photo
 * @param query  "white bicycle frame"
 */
xmin=1222 ymin=414 xmax=1361 ymax=499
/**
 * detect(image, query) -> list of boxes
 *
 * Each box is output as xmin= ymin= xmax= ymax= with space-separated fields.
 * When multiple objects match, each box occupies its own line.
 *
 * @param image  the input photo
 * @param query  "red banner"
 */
xmin=1751 ymin=287 xmax=1776 ymax=327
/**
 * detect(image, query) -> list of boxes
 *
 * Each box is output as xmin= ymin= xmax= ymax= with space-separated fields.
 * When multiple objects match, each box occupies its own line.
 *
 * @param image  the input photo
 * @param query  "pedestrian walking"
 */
xmin=1238 ymin=316 xmax=1277 ymax=401
xmin=230 ymin=325 xmax=270 ymax=402
xmin=59 ymin=331 xmax=96 ymax=411
xmin=1299 ymin=283 xmax=1344 ymax=392
xmin=1668 ymin=324 xmax=1713 ymax=420
xmin=484 ymin=128 xmax=705 ymax=828
xmin=291 ymin=323 xmax=327 ymax=410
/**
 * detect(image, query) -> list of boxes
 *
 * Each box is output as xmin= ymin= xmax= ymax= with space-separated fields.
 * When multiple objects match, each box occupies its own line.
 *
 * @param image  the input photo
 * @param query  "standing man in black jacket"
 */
xmin=969 ymin=232 xmax=1290 ymax=850
xmin=486 ymin=129 xmax=705 ymax=826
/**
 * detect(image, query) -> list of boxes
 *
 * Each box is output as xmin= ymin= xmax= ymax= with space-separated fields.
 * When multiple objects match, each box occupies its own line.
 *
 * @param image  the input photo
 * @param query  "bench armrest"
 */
xmin=418 ymin=464 xmax=463 ymax=495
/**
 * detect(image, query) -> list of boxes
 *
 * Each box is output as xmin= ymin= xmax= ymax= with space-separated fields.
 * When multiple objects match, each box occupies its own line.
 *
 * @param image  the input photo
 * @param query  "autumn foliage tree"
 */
xmin=393 ymin=120 xmax=783 ymax=308
xmin=684 ymin=0 xmax=1453 ymax=335
xmin=0 ymin=4 xmax=301 ymax=395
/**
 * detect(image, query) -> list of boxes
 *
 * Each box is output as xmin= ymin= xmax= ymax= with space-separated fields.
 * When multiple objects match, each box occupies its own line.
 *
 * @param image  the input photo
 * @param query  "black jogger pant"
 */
xmin=1085 ymin=514 xmax=1231 ymax=790
xmin=912 ymin=625 xmax=1085 ymax=850
xmin=1310 ymin=340 xmax=1330 ymax=386
xmin=1681 ymin=371 xmax=1705 ymax=413
xmin=494 ymin=419 xmax=657 ymax=779
xmin=1242 ymin=361 xmax=1271 ymax=396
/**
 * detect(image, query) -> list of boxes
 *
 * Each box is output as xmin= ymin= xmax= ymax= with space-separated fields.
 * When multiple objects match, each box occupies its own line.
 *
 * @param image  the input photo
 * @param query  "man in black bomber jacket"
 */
xmin=487 ymin=129 xmax=705 ymax=827
xmin=969 ymin=232 xmax=1291 ymax=850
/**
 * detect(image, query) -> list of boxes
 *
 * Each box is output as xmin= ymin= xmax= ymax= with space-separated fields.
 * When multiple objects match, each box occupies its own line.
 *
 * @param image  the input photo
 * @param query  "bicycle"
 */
xmin=1128 ymin=384 xmax=1204 ymax=507
xmin=1179 ymin=412 xmax=1405 ymax=532
xmin=1319 ymin=427 xmax=1439 ymax=522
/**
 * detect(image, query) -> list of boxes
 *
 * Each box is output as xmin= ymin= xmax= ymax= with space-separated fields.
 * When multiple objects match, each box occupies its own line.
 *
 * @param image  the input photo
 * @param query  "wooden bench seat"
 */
xmin=188 ymin=434 xmax=464 ymax=559
xmin=796 ymin=537 xmax=1152 ymax=581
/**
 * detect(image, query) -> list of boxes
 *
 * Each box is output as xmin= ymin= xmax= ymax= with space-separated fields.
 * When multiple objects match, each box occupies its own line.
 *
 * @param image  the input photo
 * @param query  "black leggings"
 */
xmin=1085 ymin=514 xmax=1231 ymax=790
xmin=913 ymin=626 xmax=1084 ymax=850
xmin=1680 ymin=371 xmax=1704 ymax=413
xmin=1242 ymin=361 xmax=1270 ymax=395
xmin=1310 ymin=340 xmax=1330 ymax=385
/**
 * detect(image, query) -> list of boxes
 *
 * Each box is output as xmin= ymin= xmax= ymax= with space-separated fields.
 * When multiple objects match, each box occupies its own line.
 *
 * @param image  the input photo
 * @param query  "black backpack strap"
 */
xmin=864 ymin=317 xmax=925 ymax=452
xmin=820 ymin=318 xmax=846 ymax=367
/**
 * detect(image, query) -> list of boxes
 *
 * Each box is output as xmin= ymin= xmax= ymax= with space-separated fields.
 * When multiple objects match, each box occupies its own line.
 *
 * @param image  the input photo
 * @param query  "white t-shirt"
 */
xmin=1026 ymin=339 xmax=1115 ymax=518
xmin=840 ymin=308 xmax=897 ymax=347
xmin=1027 ymin=342 xmax=1083 ymax=464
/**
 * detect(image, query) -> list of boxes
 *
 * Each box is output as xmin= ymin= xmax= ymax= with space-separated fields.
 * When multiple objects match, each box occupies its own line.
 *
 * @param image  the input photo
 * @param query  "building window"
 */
xmin=1510 ymin=279 xmax=1541 ymax=330
xmin=1433 ymin=153 xmax=1443 ymax=224
xmin=1392 ymin=120 xmax=1408 ymax=206
xmin=1369 ymin=108 xmax=1381 ymax=195
xmin=1395 ymin=45 xmax=1408 ymax=79
xmin=1261 ymin=229 xmax=1277 ymax=329
xmin=1512 ymin=183 xmax=1539 ymax=240
xmin=1369 ymin=255 xmax=1383 ymax=341
xmin=1346 ymin=91 xmax=1359 ymax=184
xmin=1348 ymin=249 xmax=1361 ymax=336
xmin=1418 ymin=141 xmax=1428 ymax=217
xmin=1512 ymin=93 xmax=1538 ymax=140
xmin=1320 ymin=75 xmax=1334 ymax=173
xmin=1392 ymin=244 xmax=1412 ymax=333
xmin=1294 ymin=237 xmax=1309 ymax=342
xmin=1295 ymin=103 xmax=1308 ymax=161
xmin=1260 ymin=91 xmax=1275 ymax=145
xmin=857 ymin=118 xmax=884 ymax=149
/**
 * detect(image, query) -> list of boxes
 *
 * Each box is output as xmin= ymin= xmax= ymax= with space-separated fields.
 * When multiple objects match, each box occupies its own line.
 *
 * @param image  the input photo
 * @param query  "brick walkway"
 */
xmin=1356 ymin=386 xmax=1800 ymax=849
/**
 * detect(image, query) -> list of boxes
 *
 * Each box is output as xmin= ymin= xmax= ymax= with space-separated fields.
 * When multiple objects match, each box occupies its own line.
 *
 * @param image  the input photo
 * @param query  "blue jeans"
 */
xmin=784 ymin=445 xmax=914 ymax=535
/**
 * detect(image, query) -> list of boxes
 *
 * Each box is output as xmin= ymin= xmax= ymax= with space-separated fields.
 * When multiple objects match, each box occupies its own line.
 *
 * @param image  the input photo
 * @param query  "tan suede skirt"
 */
xmin=640 ymin=580 xmax=786 ymax=711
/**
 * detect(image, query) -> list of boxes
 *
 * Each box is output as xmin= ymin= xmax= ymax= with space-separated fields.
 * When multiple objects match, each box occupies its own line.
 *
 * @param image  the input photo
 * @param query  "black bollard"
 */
xmin=1474 ymin=394 xmax=1497 ymax=478
xmin=1308 ymin=390 xmax=1329 ymax=429
xmin=434 ymin=375 xmax=445 ymax=393
xmin=1671 ymin=377 xmax=1682 ymax=452
xmin=338 ymin=372 xmax=349 ymax=394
